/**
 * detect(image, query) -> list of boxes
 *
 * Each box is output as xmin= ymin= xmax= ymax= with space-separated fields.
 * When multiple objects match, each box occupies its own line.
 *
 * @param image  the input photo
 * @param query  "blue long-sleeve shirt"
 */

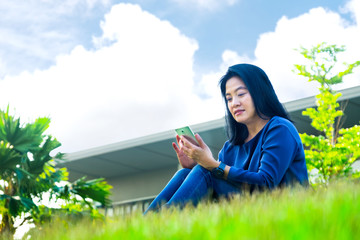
xmin=218 ymin=116 xmax=309 ymax=189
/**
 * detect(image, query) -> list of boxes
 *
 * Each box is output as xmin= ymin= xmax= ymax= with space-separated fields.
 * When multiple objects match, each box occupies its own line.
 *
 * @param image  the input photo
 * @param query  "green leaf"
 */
xmin=0 ymin=194 xmax=11 ymax=201
xmin=71 ymin=177 xmax=112 ymax=207
xmin=0 ymin=140 xmax=22 ymax=173
xmin=9 ymin=197 xmax=21 ymax=216
xmin=20 ymin=196 xmax=37 ymax=211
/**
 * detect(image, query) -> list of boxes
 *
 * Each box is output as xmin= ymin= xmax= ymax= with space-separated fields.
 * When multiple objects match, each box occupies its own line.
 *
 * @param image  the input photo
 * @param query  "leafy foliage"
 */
xmin=294 ymin=43 xmax=360 ymax=184
xmin=0 ymin=107 xmax=112 ymax=238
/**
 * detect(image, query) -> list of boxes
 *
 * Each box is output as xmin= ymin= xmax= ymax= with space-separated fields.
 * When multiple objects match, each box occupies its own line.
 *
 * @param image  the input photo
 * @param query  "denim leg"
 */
xmin=165 ymin=165 xmax=213 ymax=208
xmin=144 ymin=168 xmax=191 ymax=214
xmin=145 ymin=165 xmax=242 ymax=214
xmin=212 ymin=177 xmax=242 ymax=199
xmin=166 ymin=165 xmax=242 ymax=206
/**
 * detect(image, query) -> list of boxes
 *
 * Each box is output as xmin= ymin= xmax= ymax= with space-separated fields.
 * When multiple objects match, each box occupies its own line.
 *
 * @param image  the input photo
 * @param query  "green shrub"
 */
xmin=293 ymin=43 xmax=360 ymax=184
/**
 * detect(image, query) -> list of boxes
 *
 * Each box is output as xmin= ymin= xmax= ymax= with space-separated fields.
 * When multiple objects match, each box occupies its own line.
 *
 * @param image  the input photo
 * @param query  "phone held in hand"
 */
xmin=175 ymin=126 xmax=197 ymax=142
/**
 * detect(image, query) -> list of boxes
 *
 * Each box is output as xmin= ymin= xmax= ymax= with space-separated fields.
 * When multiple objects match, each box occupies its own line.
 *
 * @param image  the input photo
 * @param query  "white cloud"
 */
xmin=205 ymin=0 xmax=360 ymax=103
xmin=0 ymin=0 xmax=112 ymax=77
xmin=343 ymin=0 xmax=360 ymax=25
xmin=256 ymin=5 xmax=360 ymax=101
xmin=2 ymin=0 xmax=360 ymax=155
xmin=220 ymin=50 xmax=252 ymax=72
xmin=170 ymin=0 xmax=238 ymax=11
xmin=0 ymin=3 xmax=219 ymax=153
xmin=197 ymin=50 xmax=250 ymax=100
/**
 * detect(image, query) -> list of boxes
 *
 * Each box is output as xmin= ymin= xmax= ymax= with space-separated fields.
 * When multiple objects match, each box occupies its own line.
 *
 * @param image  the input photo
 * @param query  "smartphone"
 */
xmin=175 ymin=126 xmax=196 ymax=142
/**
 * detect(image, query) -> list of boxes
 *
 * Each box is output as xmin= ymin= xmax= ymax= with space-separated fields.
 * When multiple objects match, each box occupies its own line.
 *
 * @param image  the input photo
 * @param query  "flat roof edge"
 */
xmin=284 ymin=85 xmax=360 ymax=112
xmin=64 ymin=117 xmax=226 ymax=161
xmin=64 ymin=85 xmax=360 ymax=162
xmin=64 ymin=130 xmax=175 ymax=161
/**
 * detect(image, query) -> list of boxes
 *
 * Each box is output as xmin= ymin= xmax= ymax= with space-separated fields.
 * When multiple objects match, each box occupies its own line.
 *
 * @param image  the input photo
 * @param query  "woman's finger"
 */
xmin=179 ymin=142 xmax=190 ymax=154
xmin=176 ymin=135 xmax=181 ymax=144
xmin=195 ymin=134 xmax=205 ymax=148
xmin=181 ymin=135 xmax=195 ymax=148
xmin=172 ymin=142 xmax=180 ymax=154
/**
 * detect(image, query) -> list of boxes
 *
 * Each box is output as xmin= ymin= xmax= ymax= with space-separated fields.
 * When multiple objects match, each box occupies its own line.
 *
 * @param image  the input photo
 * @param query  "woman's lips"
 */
xmin=234 ymin=109 xmax=244 ymax=116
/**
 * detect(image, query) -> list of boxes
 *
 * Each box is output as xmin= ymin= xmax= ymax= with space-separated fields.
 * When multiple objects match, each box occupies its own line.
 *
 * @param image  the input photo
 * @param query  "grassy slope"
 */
xmin=28 ymin=181 xmax=360 ymax=240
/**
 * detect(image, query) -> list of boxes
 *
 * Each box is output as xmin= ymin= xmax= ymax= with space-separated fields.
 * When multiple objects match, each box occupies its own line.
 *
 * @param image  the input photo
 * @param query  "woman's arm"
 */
xmin=224 ymin=165 xmax=231 ymax=180
xmin=225 ymin=124 xmax=299 ymax=188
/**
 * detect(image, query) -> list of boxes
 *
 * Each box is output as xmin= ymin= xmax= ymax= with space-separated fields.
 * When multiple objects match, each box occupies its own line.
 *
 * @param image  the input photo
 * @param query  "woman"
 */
xmin=144 ymin=63 xmax=308 ymax=214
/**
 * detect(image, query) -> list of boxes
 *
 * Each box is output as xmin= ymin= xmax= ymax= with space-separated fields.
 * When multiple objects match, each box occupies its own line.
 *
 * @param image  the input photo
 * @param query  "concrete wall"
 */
xmin=107 ymin=165 xmax=178 ymax=203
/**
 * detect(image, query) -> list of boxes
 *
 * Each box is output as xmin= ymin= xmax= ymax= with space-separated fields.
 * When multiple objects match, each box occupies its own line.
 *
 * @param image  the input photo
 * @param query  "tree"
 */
xmin=294 ymin=42 xmax=360 ymax=184
xmin=0 ymin=107 xmax=112 ymax=239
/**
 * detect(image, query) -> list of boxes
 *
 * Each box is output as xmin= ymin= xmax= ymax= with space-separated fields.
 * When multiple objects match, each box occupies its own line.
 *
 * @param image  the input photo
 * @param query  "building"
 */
xmin=57 ymin=86 xmax=360 ymax=214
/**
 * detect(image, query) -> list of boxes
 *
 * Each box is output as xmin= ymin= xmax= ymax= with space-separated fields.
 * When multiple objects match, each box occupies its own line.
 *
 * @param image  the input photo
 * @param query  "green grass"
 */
xmin=26 ymin=180 xmax=360 ymax=240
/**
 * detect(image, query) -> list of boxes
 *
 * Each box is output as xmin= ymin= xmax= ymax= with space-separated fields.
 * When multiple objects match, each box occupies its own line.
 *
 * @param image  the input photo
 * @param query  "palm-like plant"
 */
xmin=0 ymin=107 xmax=112 ymax=238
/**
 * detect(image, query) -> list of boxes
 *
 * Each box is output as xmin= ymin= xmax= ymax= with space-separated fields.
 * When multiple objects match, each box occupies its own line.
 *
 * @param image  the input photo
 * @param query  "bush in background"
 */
xmin=294 ymin=43 xmax=360 ymax=184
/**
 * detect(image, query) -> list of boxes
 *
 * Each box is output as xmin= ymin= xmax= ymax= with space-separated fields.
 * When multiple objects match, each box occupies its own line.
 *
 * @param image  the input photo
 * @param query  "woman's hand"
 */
xmin=172 ymin=135 xmax=197 ymax=169
xmin=180 ymin=134 xmax=219 ymax=171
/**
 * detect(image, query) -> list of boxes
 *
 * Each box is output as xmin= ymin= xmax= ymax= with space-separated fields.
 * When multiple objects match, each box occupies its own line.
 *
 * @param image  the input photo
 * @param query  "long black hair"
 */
xmin=219 ymin=63 xmax=290 ymax=145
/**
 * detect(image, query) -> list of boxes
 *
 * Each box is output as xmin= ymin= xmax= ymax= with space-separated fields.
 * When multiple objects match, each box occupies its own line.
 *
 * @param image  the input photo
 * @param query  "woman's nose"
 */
xmin=231 ymin=97 xmax=240 ymax=107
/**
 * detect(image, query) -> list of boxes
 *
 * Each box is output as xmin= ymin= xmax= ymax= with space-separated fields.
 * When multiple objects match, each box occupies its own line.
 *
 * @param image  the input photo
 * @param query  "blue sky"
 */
xmin=0 ymin=0 xmax=359 ymax=153
xmin=144 ymin=0 xmax=352 ymax=73
xmin=0 ymin=0 xmax=351 ymax=77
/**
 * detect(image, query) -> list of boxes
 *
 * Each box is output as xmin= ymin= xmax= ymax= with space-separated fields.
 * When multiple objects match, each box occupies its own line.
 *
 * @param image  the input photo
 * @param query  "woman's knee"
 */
xmin=176 ymin=167 xmax=191 ymax=175
xmin=191 ymin=164 xmax=210 ymax=176
xmin=185 ymin=165 xmax=212 ymax=183
xmin=175 ymin=165 xmax=207 ymax=177
xmin=191 ymin=164 xmax=209 ymax=174
xmin=172 ymin=168 xmax=191 ymax=180
xmin=174 ymin=165 xmax=209 ymax=183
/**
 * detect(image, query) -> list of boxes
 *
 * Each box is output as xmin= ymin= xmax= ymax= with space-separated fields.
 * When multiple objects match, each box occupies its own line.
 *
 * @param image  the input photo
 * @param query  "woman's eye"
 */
xmin=226 ymin=98 xmax=232 ymax=102
xmin=238 ymin=93 xmax=245 ymax=97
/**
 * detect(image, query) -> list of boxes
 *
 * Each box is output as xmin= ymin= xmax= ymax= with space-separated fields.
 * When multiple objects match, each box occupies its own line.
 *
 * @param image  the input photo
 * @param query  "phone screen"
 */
xmin=175 ymin=126 xmax=196 ymax=141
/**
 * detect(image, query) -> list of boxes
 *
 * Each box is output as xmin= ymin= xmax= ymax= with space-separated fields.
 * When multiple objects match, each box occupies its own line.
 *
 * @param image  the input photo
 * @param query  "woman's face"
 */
xmin=225 ymin=76 xmax=260 ymax=126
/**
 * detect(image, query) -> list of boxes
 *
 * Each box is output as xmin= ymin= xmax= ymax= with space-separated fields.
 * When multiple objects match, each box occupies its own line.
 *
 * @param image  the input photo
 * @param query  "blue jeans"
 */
xmin=144 ymin=165 xmax=241 ymax=214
